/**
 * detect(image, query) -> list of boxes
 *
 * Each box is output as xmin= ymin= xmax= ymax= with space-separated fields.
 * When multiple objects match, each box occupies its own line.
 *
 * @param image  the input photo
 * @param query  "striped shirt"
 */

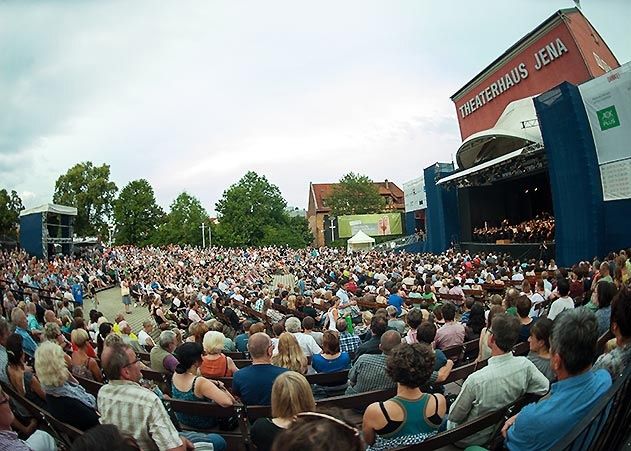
xmin=97 ymin=380 xmax=182 ymax=451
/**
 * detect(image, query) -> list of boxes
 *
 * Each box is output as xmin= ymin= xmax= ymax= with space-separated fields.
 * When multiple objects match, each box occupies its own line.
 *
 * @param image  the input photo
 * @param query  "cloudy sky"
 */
xmin=2 ymin=0 xmax=630 ymax=214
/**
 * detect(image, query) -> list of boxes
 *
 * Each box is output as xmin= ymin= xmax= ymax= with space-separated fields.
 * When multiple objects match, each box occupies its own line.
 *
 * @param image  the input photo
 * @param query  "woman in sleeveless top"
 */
xmin=171 ymin=343 xmax=232 ymax=451
xmin=199 ymin=331 xmax=238 ymax=378
xmin=70 ymin=329 xmax=103 ymax=382
xmin=326 ymin=297 xmax=341 ymax=331
xmin=363 ymin=343 xmax=446 ymax=451
xmin=6 ymin=334 xmax=47 ymax=408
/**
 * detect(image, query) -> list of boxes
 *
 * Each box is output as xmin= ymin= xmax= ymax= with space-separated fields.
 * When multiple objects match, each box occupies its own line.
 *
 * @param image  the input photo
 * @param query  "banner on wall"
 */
xmin=578 ymin=61 xmax=631 ymax=201
xmin=338 ymin=213 xmax=403 ymax=238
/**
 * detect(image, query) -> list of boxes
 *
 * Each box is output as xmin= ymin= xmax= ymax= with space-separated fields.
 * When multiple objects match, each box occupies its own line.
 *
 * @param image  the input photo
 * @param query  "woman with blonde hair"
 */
xmin=250 ymin=371 xmax=316 ymax=451
xmin=35 ymin=341 xmax=100 ymax=431
xmin=70 ymin=328 xmax=103 ymax=382
xmin=185 ymin=321 xmax=209 ymax=345
xmin=271 ymin=332 xmax=307 ymax=374
xmin=199 ymin=331 xmax=238 ymax=378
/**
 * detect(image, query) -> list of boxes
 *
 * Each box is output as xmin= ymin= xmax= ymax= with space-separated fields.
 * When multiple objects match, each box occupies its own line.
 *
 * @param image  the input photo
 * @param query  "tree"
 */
xmin=113 ymin=179 xmax=164 ymax=246
xmin=53 ymin=162 xmax=118 ymax=237
xmin=325 ymin=172 xmax=386 ymax=216
xmin=215 ymin=171 xmax=312 ymax=247
xmin=0 ymin=189 xmax=24 ymax=240
xmin=152 ymin=192 xmax=210 ymax=246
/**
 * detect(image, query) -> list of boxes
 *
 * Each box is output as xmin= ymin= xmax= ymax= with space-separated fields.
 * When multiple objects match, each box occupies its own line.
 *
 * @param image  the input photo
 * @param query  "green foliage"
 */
xmin=215 ymin=171 xmax=312 ymax=247
xmin=325 ymin=172 xmax=386 ymax=216
xmin=113 ymin=179 xmax=164 ymax=246
xmin=0 ymin=189 xmax=24 ymax=240
xmin=52 ymin=162 xmax=118 ymax=237
xmin=152 ymin=192 xmax=210 ymax=246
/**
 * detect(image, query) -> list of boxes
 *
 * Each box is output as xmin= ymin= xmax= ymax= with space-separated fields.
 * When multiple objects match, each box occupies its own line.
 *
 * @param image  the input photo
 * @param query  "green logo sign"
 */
xmin=597 ymin=105 xmax=620 ymax=131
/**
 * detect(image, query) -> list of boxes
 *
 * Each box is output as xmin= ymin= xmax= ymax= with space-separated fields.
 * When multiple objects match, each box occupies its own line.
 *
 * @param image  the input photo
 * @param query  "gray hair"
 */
xmin=102 ymin=342 xmax=133 ymax=380
xmin=159 ymin=330 xmax=176 ymax=349
xmin=550 ymin=308 xmax=598 ymax=375
xmin=284 ymin=317 xmax=302 ymax=333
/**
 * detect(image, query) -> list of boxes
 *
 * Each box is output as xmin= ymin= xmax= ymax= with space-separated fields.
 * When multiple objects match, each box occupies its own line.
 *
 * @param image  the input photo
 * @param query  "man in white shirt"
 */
xmin=547 ymin=278 xmax=574 ymax=320
xmin=283 ymin=317 xmax=322 ymax=357
xmin=137 ymin=321 xmax=156 ymax=349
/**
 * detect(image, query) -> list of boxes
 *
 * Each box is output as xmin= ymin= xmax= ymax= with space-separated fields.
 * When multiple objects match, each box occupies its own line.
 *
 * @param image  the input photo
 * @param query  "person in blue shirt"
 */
xmin=72 ymin=283 xmax=84 ymax=306
xmin=502 ymin=308 xmax=612 ymax=451
xmin=232 ymin=333 xmax=288 ymax=405
xmin=10 ymin=308 xmax=38 ymax=357
xmin=234 ymin=321 xmax=251 ymax=353
xmin=388 ymin=287 xmax=405 ymax=315
xmin=312 ymin=330 xmax=351 ymax=373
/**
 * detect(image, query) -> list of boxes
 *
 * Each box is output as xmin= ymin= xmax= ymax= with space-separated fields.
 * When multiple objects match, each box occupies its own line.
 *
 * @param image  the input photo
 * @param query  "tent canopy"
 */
xmin=456 ymin=96 xmax=542 ymax=170
xmin=19 ymin=203 xmax=78 ymax=217
xmin=347 ymin=230 xmax=375 ymax=244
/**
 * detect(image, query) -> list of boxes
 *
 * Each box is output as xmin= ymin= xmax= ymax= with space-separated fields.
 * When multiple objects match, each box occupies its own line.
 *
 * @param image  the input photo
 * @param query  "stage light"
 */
xmin=525 ymin=189 xmax=529 ymax=193
xmin=534 ymin=187 xmax=538 ymax=192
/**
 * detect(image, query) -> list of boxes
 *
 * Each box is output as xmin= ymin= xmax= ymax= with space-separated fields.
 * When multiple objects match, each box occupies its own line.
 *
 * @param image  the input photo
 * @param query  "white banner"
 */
xmin=579 ymin=61 xmax=631 ymax=201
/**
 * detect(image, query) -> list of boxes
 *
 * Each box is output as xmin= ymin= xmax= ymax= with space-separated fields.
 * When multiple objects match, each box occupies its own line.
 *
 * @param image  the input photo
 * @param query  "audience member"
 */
xmin=312 ymin=330 xmax=351 ymax=373
xmin=6 ymin=334 xmax=46 ymax=406
xmin=386 ymin=306 xmax=405 ymax=335
xmin=69 ymin=424 xmax=140 ymax=451
xmin=272 ymin=332 xmax=308 ymax=374
xmin=434 ymin=303 xmax=465 ymax=350
xmin=527 ymin=318 xmax=555 ymax=382
xmin=70 ymin=328 xmax=103 ymax=382
xmin=137 ymin=321 xmax=156 ymax=350
xmin=354 ymin=316 xmax=387 ymax=361
xmin=149 ymin=330 xmax=179 ymax=374
xmin=283 ymin=317 xmax=322 ymax=358
xmin=199 ymin=331 xmax=238 ymax=378
xmin=593 ymin=281 xmax=617 ymax=336
xmin=11 ymin=308 xmax=38 ymax=357
xmin=516 ymin=296 xmax=535 ymax=343
xmin=593 ymin=286 xmax=631 ymax=379
xmin=336 ymin=318 xmax=361 ymax=355
xmin=346 ymin=330 xmax=401 ymax=395
xmin=548 ymin=278 xmax=574 ymax=320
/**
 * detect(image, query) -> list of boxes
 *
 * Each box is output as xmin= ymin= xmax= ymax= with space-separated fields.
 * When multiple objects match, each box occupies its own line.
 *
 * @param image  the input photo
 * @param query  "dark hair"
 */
xmin=6 ymin=334 xmax=24 ymax=366
xmin=272 ymin=322 xmax=285 ymax=337
xmin=466 ymin=302 xmax=486 ymax=335
xmin=271 ymin=409 xmax=362 ymax=451
xmin=442 ymin=302 xmax=456 ymax=321
xmin=407 ymin=309 xmax=424 ymax=329
xmin=386 ymin=343 xmax=435 ymax=388
xmin=433 ymin=305 xmax=443 ymax=321
xmin=70 ymin=424 xmax=140 ymax=451
xmin=370 ymin=316 xmax=387 ymax=337
xmin=611 ymin=286 xmax=631 ymax=338
xmin=491 ymin=313 xmax=520 ymax=352
xmin=557 ymin=278 xmax=570 ymax=297
xmin=302 ymin=316 xmax=315 ymax=330
xmin=174 ymin=342 xmax=203 ymax=374
xmin=97 ymin=322 xmax=113 ymax=358
xmin=530 ymin=318 xmax=553 ymax=350
xmin=515 ymin=295 xmax=532 ymax=319
xmin=417 ymin=321 xmax=437 ymax=344
xmin=322 ymin=330 xmax=340 ymax=354
xmin=596 ymin=281 xmax=617 ymax=310
xmin=551 ymin=308 xmax=598 ymax=374
xmin=487 ymin=305 xmax=505 ymax=329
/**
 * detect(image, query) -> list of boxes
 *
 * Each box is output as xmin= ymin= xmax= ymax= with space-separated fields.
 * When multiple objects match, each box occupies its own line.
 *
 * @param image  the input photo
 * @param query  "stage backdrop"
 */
xmin=338 ymin=213 xmax=403 ymax=238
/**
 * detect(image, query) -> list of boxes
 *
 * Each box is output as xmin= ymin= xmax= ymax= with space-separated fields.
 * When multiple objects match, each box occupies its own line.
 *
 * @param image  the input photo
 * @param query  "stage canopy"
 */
xmin=455 ymin=96 xmax=543 ymax=170
xmin=19 ymin=203 xmax=78 ymax=217
xmin=347 ymin=230 xmax=375 ymax=253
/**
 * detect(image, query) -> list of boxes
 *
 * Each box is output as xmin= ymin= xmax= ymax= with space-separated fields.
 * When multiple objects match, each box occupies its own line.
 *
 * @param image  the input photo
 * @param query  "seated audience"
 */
xmin=137 ymin=321 xmax=156 ymax=350
xmin=0 ymin=385 xmax=57 ymax=451
xmin=447 ymin=313 xmax=549 ymax=447
xmin=0 ymin=318 xmax=9 ymax=384
xmin=232 ymin=333 xmax=288 ymax=405
xmin=185 ymin=321 xmax=209 ymax=346
xmin=465 ymin=302 xmax=486 ymax=342
xmin=354 ymin=316 xmax=387 ymax=362
xmin=336 ymin=318 xmax=361 ymax=355
xmin=170 ymin=343 xmax=232 ymax=448
xmin=34 ymin=342 xmax=100 ymax=431
xmin=312 ymin=330 xmax=351 ymax=373
xmin=6 ymin=334 xmax=46 ymax=407
xmin=516 ymin=295 xmax=535 ymax=343
xmin=434 ymin=303 xmax=465 ymax=350
xmin=363 ymin=343 xmax=447 ymax=449
xmin=70 ymin=424 xmax=140 ymax=451
xmin=200 ymin=331 xmax=238 ymax=378
xmin=527 ymin=318 xmax=555 ymax=382
xmin=503 ymin=308 xmax=612 ymax=450
xmin=11 ymin=308 xmax=38 ymax=357
xmin=403 ymin=308 xmax=424 ymax=344
xmin=271 ymin=332 xmax=308 ymax=374
xmin=386 ymin=306 xmax=405 ymax=335
xmin=283 ymin=317 xmax=322 ymax=358
xmin=346 ymin=330 xmax=401 ymax=395
xmin=417 ymin=322 xmax=452 ymax=381
xmin=593 ymin=286 xmax=631 ymax=379
xmin=302 ymin=316 xmax=323 ymax=347
xmin=593 ymin=281 xmax=617 ymax=336
xmin=234 ymin=320 xmax=252 ymax=353
xmin=70 ymin=328 xmax=103 ymax=382
xmin=149 ymin=330 xmax=179 ymax=374
xmin=477 ymin=305 xmax=505 ymax=362
xmin=251 ymin=371 xmax=316 ymax=451
xmin=547 ymin=278 xmax=574 ymax=320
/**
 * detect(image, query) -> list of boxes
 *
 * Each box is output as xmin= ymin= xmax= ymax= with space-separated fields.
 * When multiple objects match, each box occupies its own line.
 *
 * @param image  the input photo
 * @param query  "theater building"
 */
xmin=424 ymin=7 xmax=622 ymax=263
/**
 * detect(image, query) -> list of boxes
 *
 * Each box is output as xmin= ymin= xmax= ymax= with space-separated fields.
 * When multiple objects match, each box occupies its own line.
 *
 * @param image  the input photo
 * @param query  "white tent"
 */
xmin=347 ymin=230 xmax=375 ymax=253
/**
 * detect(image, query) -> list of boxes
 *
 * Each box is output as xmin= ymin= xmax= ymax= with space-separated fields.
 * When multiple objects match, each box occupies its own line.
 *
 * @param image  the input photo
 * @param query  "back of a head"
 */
xmin=380 ymin=330 xmax=402 ymax=354
xmin=175 ymin=342 xmax=203 ymax=374
xmin=551 ymin=308 xmax=598 ymax=375
xmin=159 ymin=330 xmax=176 ymax=350
xmin=407 ymin=308 xmax=423 ymax=329
xmin=335 ymin=318 xmax=348 ymax=333
xmin=271 ymin=412 xmax=362 ymax=451
xmin=70 ymin=424 xmax=140 ymax=451
xmin=271 ymin=371 xmax=315 ymax=418
xmin=203 ymin=330 xmax=225 ymax=354
xmin=417 ymin=321 xmax=437 ymax=344
xmin=386 ymin=343 xmax=435 ymax=388
xmin=491 ymin=313 xmax=521 ymax=352
xmin=597 ymin=281 xmax=618 ymax=310
xmin=442 ymin=302 xmax=456 ymax=321
xmin=515 ymin=295 xmax=532 ymax=318
xmin=370 ymin=316 xmax=388 ymax=337
xmin=102 ymin=342 xmax=133 ymax=381
xmin=302 ymin=316 xmax=315 ymax=331
xmin=386 ymin=305 xmax=397 ymax=318
xmin=611 ymin=286 xmax=631 ymax=339
xmin=248 ymin=332 xmax=272 ymax=359
xmin=557 ymin=278 xmax=570 ymax=297
xmin=285 ymin=317 xmax=302 ymax=333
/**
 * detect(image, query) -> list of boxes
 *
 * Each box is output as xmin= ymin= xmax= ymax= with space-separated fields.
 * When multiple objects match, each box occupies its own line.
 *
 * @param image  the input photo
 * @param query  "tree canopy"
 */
xmin=52 ymin=162 xmax=118 ymax=237
xmin=152 ymin=192 xmax=210 ymax=246
xmin=113 ymin=179 xmax=164 ymax=246
xmin=325 ymin=172 xmax=386 ymax=216
xmin=215 ymin=171 xmax=311 ymax=247
xmin=0 ymin=189 xmax=24 ymax=240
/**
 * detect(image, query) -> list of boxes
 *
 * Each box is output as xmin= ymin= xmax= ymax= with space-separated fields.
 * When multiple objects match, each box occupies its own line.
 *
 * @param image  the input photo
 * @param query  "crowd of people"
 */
xmin=0 ymin=243 xmax=630 ymax=450
xmin=472 ymin=214 xmax=555 ymax=243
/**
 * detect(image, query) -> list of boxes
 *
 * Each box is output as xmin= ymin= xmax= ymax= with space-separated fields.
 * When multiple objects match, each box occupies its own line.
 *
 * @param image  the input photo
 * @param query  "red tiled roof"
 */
xmin=309 ymin=181 xmax=404 ymax=214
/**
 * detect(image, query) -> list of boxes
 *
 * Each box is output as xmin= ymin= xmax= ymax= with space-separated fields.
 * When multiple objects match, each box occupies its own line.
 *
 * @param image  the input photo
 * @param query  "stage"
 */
xmin=459 ymin=241 xmax=555 ymax=261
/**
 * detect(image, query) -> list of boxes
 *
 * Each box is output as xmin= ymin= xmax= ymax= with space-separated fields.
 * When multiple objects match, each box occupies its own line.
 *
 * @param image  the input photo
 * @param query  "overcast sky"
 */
xmin=2 ymin=0 xmax=630 ymax=214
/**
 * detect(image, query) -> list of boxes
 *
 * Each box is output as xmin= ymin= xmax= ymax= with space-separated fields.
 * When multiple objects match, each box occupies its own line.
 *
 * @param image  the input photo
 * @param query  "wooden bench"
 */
xmin=75 ymin=375 xmax=104 ymax=397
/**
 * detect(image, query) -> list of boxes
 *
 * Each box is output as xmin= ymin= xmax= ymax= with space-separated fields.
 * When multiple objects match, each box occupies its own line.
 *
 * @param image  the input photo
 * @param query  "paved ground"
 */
xmin=90 ymin=286 xmax=154 ymax=335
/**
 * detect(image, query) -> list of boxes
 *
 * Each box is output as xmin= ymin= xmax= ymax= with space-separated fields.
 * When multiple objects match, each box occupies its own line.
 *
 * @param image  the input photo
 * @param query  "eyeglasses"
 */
xmin=123 ymin=358 xmax=140 ymax=368
xmin=295 ymin=412 xmax=361 ymax=438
